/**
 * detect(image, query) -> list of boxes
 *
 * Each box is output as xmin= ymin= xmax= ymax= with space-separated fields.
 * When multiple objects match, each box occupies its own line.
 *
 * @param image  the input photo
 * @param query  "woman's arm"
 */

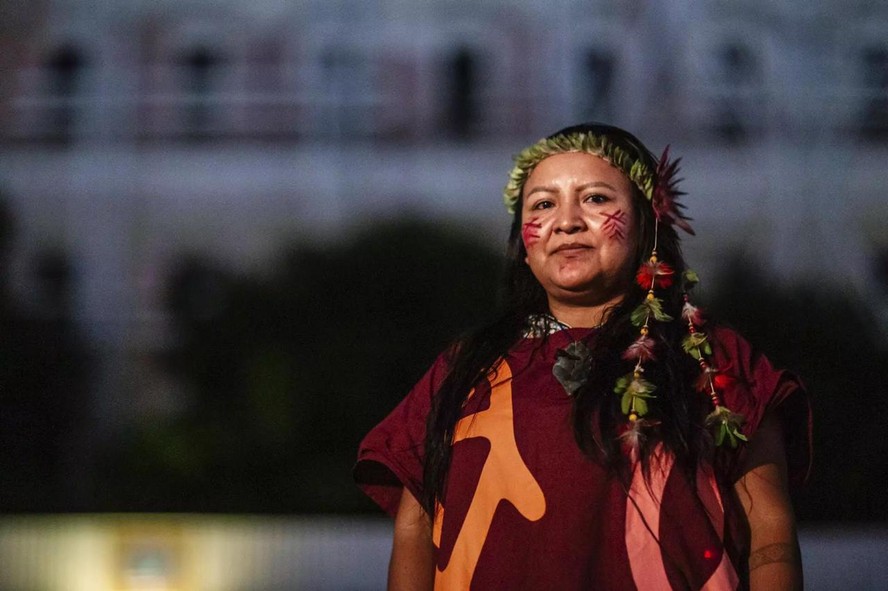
xmin=388 ymin=487 xmax=435 ymax=591
xmin=734 ymin=411 xmax=803 ymax=590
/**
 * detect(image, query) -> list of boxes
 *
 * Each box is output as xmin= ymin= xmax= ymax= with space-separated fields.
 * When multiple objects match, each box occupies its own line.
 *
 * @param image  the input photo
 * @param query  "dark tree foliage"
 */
xmin=702 ymin=252 xmax=888 ymax=522
xmin=0 ymin=200 xmax=92 ymax=512
xmin=102 ymin=218 xmax=503 ymax=512
xmin=100 ymin=226 xmax=887 ymax=521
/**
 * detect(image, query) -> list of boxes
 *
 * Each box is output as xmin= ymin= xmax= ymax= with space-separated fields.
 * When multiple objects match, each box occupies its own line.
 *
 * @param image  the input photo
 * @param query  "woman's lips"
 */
xmin=553 ymin=243 xmax=592 ymax=254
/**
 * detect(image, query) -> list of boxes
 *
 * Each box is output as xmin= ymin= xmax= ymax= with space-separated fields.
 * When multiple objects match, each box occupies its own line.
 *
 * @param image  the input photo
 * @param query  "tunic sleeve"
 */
xmin=710 ymin=326 xmax=813 ymax=488
xmin=353 ymin=353 xmax=451 ymax=517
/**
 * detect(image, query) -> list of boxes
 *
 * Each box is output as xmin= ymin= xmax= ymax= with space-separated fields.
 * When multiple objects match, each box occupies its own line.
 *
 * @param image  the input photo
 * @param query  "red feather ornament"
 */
xmin=622 ymin=335 xmax=657 ymax=362
xmin=681 ymin=301 xmax=705 ymax=326
xmin=695 ymin=368 xmax=713 ymax=393
xmin=713 ymin=372 xmax=735 ymax=390
xmin=636 ymin=260 xmax=674 ymax=290
xmin=694 ymin=363 xmax=736 ymax=393
xmin=652 ymin=146 xmax=695 ymax=235
xmin=618 ymin=418 xmax=660 ymax=461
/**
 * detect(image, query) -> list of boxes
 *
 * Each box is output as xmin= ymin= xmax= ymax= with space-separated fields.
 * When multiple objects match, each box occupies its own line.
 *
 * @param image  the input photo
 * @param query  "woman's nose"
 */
xmin=554 ymin=202 xmax=586 ymax=234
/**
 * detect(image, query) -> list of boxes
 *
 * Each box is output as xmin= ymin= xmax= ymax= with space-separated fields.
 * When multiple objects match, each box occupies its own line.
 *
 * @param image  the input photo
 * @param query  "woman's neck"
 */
xmin=547 ymin=295 xmax=622 ymax=328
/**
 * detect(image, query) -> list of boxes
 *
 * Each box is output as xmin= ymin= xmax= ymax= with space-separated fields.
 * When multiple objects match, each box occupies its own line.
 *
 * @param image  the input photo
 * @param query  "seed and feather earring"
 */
xmin=617 ymin=218 xmax=670 ymax=455
xmin=681 ymin=273 xmax=747 ymax=447
xmin=619 ymin=147 xmax=747 ymax=456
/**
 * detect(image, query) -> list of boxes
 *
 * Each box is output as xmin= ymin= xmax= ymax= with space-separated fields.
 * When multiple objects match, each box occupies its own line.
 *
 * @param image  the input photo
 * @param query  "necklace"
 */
xmin=553 ymin=339 xmax=593 ymax=396
xmin=526 ymin=314 xmax=599 ymax=397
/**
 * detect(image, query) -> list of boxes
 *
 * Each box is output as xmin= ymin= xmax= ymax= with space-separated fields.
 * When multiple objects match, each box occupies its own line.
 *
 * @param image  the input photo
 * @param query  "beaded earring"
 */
xmin=619 ymin=148 xmax=746 ymax=454
xmin=682 ymin=275 xmax=747 ymax=448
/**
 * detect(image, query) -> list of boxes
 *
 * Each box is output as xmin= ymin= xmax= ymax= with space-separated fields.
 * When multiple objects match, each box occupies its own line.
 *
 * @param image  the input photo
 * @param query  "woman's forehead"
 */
xmin=525 ymin=152 xmax=633 ymax=186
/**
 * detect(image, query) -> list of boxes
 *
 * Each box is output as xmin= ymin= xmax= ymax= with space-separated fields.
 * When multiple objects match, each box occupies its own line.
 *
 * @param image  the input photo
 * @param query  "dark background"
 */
xmin=1 ymin=208 xmax=885 ymax=521
xmin=1 ymin=0 xmax=887 ymax=526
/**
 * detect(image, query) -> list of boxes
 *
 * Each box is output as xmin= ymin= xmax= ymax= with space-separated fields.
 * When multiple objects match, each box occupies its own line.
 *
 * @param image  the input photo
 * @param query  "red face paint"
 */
xmin=601 ymin=209 xmax=627 ymax=241
xmin=522 ymin=219 xmax=542 ymax=248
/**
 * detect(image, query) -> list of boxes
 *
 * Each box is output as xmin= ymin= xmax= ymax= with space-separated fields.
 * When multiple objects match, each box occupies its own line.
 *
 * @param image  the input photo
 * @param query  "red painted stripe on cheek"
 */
xmin=522 ymin=220 xmax=542 ymax=248
xmin=601 ymin=209 xmax=627 ymax=242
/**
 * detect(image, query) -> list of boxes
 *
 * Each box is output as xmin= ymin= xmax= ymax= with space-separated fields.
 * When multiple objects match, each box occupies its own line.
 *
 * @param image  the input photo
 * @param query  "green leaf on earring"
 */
xmin=706 ymin=405 xmax=747 ymax=448
xmin=630 ymin=297 xmax=673 ymax=327
xmin=682 ymin=332 xmax=709 ymax=359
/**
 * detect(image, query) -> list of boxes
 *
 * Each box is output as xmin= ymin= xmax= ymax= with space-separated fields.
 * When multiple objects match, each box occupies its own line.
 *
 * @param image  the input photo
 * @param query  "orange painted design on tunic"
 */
xmin=432 ymin=360 xmax=546 ymax=590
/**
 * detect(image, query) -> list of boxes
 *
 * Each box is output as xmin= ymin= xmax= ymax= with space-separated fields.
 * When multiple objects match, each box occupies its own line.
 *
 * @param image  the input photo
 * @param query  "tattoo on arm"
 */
xmin=748 ymin=542 xmax=799 ymax=572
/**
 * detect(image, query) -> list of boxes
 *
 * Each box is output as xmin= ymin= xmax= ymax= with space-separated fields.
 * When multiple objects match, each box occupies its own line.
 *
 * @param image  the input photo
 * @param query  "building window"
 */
xmin=712 ymin=42 xmax=758 ymax=143
xmin=180 ymin=46 xmax=223 ymax=140
xmin=318 ymin=48 xmax=373 ymax=138
xmin=577 ymin=49 xmax=615 ymax=123
xmin=443 ymin=47 xmax=478 ymax=140
xmin=45 ymin=45 xmax=85 ymax=143
xmin=244 ymin=39 xmax=292 ymax=139
xmin=859 ymin=46 xmax=888 ymax=141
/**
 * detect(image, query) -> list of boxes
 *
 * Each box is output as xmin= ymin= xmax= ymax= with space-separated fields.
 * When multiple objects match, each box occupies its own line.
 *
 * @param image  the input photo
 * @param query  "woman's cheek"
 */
xmin=600 ymin=209 xmax=628 ymax=243
xmin=521 ymin=216 xmax=543 ymax=249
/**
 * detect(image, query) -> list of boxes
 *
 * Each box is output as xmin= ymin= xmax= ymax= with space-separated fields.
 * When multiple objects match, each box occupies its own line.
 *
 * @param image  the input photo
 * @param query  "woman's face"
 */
xmin=520 ymin=152 xmax=638 ymax=308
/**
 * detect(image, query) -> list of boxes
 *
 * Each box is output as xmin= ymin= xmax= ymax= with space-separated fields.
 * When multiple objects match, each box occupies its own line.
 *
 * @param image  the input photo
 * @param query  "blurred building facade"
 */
xmin=1 ymin=0 xmax=887 ymax=438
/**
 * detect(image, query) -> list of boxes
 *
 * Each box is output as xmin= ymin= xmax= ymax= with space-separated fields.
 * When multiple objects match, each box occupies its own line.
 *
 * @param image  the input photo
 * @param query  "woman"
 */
xmin=354 ymin=123 xmax=811 ymax=590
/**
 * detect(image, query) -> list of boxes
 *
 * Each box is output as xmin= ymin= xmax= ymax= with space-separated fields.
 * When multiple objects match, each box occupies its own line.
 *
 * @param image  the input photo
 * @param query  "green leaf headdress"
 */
xmin=503 ymin=131 xmax=656 ymax=214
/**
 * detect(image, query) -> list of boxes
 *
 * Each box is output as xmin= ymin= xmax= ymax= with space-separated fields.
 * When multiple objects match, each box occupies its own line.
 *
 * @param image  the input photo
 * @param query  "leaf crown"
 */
xmin=503 ymin=131 xmax=656 ymax=214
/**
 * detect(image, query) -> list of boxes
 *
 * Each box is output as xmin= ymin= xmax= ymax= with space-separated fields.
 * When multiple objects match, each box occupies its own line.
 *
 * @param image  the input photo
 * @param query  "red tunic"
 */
xmin=354 ymin=326 xmax=811 ymax=590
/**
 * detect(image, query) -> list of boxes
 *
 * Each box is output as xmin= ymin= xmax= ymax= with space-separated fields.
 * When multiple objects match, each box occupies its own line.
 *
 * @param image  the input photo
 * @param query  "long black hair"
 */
xmin=420 ymin=123 xmax=710 ymax=516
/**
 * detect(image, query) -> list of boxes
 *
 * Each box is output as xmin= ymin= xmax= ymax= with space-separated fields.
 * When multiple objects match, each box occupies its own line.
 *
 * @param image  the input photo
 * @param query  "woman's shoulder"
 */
xmin=703 ymin=323 xmax=812 ymax=486
xmin=703 ymin=323 xmax=795 ymax=389
xmin=701 ymin=322 xmax=798 ymax=408
xmin=410 ymin=346 xmax=460 ymax=401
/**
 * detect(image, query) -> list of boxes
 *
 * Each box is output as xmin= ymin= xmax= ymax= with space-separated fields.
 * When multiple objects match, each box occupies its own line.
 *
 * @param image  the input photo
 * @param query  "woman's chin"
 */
xmin=544 ymin=276 xmax=628 ymax=306
xmin=547 ymin=273 xmax=602 ymax=294
xmin=548 ymin=284 xmax=606 ymax=304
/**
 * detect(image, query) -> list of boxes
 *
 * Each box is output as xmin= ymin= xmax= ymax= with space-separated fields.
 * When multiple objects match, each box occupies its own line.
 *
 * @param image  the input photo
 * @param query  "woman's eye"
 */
xmin=585 ymin=193 xmax=609 ymax=204
xmin=531 ymin=200 xmax=554 ymax=210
